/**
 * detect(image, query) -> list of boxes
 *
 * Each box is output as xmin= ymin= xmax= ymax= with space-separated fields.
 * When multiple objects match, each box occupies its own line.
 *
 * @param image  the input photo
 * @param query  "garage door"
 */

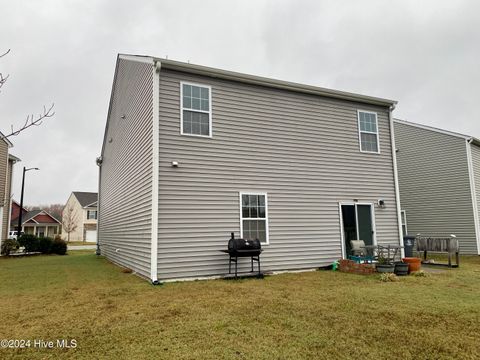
xmin=85 ymin=230 xmax=97 ymax=242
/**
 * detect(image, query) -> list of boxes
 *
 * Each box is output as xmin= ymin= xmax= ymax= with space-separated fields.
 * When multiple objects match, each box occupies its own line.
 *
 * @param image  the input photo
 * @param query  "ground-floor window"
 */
xmin=239 ymin=192 xmax=269 ymax=244
xmin=401 ymin=210 xmax=408 ymax=235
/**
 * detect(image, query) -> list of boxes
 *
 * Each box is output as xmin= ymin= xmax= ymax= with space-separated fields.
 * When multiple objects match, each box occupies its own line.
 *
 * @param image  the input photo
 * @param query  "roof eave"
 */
xmin=0 ymin=131 xmax=13 ymax=147
xmin=9 ymin=154 xmax=21 ymax=163
xmin=152 ymin=57 xmax=397 ymax=108
xmin=468 ymin=137 xmax=480 ymax=147
xmin=393 ymin=118 xmax=473 ymax=141
xmin=83 ymin=201 xmax=98 ymax=208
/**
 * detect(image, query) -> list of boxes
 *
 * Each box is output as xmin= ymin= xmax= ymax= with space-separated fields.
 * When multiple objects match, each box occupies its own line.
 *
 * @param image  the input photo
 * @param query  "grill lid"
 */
xmin=228 ymin=232 xmax=262 ymax=255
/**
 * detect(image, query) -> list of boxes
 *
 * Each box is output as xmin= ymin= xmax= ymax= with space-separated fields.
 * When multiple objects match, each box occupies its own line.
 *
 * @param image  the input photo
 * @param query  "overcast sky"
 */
xmin=1 ymin=0 xmax=479 ymax=205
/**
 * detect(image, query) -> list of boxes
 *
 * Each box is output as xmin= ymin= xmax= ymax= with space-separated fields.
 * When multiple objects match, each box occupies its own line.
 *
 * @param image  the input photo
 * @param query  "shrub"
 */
xmin=380 ymin=273 xmax=399 ymax=282
xmin=413 ymin=270 xmax=429 ymax=278
xmin=51 ymin=238 xmax=67 ymax=255
xmin=38 ymin=237 xmax=53 ymax=254
xmin=17 ymin=234 xmax=40 ymax=253
xmin=1 ymin=239 xmax=19 ymax=255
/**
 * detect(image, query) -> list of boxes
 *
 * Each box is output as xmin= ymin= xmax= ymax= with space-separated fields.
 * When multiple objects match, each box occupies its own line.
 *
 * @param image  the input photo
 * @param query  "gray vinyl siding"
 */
xmin=471 ymin=143 xmax=480 ymax=252
xmin=157 ymin=69 xmax=400 ymax=280
xmin=394 ymin=122 xmax=478 ymax=254
xmin=98 ymin=58 xmax=153 ymax=278
xmin=0 ymin=140 xmax=8 ymax=240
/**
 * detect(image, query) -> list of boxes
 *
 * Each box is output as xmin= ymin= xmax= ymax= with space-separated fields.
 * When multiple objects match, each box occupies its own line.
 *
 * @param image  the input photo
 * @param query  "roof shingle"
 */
xmin=73 ymin=192 xmax=98 ymax=207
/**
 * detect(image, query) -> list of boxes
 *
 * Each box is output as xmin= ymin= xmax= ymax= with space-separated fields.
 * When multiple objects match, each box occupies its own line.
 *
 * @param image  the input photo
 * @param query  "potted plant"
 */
xmin=376 ymin=256 xmax=395 ymax=273
xmin=394 ymin=261 xmax=409 ymax=276
xmin=402 ymin=257 xmax=422 ymax=273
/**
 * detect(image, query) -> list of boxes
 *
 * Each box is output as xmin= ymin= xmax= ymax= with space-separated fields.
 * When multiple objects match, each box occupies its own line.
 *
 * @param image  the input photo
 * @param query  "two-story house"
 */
xmin=394 ymin=119 xmax=480 ymax=255
xmin=98 ymin=54 xmax=403 ymax=283
xmin=1 ymin=131 xmax=20 ymax=246
xmin=63 ymin=192 xmax=98 ymax=242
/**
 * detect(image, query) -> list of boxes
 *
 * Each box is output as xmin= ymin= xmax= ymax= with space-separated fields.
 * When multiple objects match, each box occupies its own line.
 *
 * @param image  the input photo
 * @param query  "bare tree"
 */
xmin=4 ymin=104 xmax=55 ymax=138
xmin=0 ymin=49 xmax=55 ymax=138
xmin=0 ymin=49 xmax=10 ymax=92
xmin=62 ymin=205 xmax=78 ymax=242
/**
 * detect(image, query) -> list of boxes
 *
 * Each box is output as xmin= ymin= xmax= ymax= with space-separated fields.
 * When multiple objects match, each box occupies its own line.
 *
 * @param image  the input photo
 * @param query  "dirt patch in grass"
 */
xmin=0 ymin=252 xmax=479 ymax=359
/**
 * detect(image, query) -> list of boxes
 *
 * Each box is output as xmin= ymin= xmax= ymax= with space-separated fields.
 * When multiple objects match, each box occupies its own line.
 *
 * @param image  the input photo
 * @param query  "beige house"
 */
xmin=1 ymin=131 xmax=20 ymax=244
xmin=62 ymin=192 xmax=98 ymax=242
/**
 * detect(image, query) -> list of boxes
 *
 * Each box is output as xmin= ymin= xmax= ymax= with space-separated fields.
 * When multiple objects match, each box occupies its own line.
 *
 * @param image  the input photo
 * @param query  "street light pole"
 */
xmin=16 ymin=166 xmax=39 ymax=236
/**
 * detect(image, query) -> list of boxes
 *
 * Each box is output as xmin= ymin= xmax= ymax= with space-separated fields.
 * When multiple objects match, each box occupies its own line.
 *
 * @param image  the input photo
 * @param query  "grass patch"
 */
xmin=0 ymin=253 xmax=479 ymax=359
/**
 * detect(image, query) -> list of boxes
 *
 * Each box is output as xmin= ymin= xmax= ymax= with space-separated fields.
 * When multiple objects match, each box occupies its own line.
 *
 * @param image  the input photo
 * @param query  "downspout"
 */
xmin=465 ymin=138 xmax=480 ymax=255
xmin=95 ymin=156 xmax=102 ymax=255
xmin=389 ymin=104 xmax=405 ymax=257
xmin=7 ymin=159 xmax=17 ymax=242
xmin=0 ymin=207 xmax=3 ymax=252
xmin=150 ymin=60 xmax=161 ymax=284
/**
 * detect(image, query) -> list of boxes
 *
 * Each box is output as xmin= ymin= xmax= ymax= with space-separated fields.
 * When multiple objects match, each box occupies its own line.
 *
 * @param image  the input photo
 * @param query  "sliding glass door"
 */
xmin=340 ymin=203 xmax=375 ymax=257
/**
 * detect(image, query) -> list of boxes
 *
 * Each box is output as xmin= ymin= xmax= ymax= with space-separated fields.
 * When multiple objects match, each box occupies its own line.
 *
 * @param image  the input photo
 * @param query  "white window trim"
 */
xmin=239 ymin=191 xmax=270 ymax=245
xmin=180 ymin=81 xmax=212 ymax=138
xmin=357 ymin=110 xmax=380 ymax=154
xmin=401 ymin=210 xmax=408 ymax=235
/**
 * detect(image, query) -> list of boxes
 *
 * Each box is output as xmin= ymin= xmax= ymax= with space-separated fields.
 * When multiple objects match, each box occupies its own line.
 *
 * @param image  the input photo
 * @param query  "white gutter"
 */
xmin=466 ymin=139 xmax=480 ymax=255
xmin=96 ymin=159 xmax=102 ymax=255
xmin=389 ymin=105 xmax=405 ymax=257
xmin=393 ymin=118 xmax=474 ymax=142
xmin=150 ymin=60 xmax=161 ymax=284
xmin=136 ymin=55 xmax=397 ymax=107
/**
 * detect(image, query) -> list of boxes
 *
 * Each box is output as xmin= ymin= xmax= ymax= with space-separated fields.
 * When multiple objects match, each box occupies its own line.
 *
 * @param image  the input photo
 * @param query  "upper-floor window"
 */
xmin=87 ymin=210 xmax=97 ymax=220
xmin=358 ymin=110 xmax=380 ymax=153
xmin=240 ymin=192 xmax=269 ymax=244
xmin=181 ymin=82 xmax=212 ymax=137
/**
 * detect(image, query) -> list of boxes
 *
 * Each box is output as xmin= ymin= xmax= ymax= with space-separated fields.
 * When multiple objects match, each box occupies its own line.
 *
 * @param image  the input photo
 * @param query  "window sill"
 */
xmin=180 ymin=132 xmax=212 ymax=139
xmin=359 ymin=150 xmax=381 ymax=155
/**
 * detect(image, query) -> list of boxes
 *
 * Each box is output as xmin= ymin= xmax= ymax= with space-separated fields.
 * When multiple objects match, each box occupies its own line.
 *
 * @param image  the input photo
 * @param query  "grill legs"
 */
xmin=228 ymin=255 xmax=261 ymax=279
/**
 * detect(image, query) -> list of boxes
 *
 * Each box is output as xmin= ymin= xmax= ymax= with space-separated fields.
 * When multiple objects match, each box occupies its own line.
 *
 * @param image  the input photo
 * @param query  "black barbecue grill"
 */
xmin=220 ymin=233 xmax=263 ymax=278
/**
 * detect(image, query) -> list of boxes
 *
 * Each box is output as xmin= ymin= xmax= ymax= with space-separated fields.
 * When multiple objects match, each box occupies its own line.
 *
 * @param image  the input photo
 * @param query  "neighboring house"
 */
xmin=0 ymin=131 xmax=20 ymax=245
xmin=10 ymin=201 xmax=61 ymax=237
xmin=98 ymin=54 xmax=403 ymax=283
xmin=394 ymin=119 xmax=480 ymax=255
xmin=62 ymin=192 xmax=98 ymax=242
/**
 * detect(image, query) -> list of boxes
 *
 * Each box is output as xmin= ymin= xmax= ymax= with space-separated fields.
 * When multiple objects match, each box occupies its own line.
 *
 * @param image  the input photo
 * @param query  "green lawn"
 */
xmin=0 ymin=252 xmax=479 ymax=359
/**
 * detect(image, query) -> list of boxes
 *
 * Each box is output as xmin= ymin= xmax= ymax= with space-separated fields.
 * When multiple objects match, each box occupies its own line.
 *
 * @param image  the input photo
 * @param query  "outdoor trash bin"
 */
xmin=403 ymin=235 xmax=416 ymax=257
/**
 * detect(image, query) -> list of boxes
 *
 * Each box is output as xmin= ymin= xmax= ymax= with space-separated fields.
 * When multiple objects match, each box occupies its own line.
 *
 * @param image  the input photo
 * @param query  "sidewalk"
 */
xmin=68 ymin=245 xmax=97 ymax=250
